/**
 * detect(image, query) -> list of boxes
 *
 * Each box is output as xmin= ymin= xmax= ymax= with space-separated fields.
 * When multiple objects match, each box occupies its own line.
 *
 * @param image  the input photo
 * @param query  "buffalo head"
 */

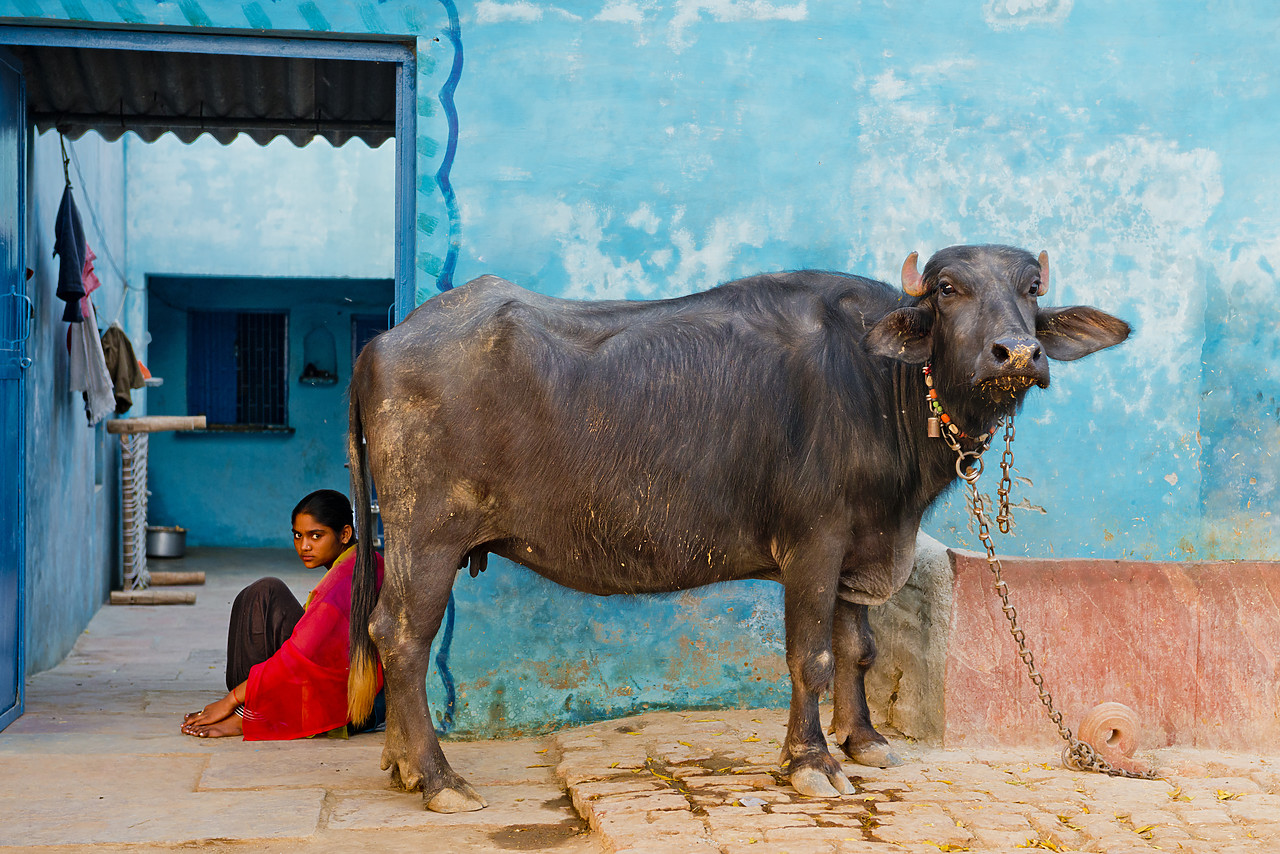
xmin=865 ymin=244 xmax=1130 ymax=412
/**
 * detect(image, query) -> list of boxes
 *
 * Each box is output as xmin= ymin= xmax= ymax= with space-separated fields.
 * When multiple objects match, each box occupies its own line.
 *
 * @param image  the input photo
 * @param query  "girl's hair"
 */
xmin=291 ymin=489 xmax=354 ymax=537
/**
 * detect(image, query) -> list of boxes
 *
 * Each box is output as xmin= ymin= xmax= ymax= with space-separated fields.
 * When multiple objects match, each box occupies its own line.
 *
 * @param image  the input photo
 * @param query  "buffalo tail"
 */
xmin=347 ymin=383 xmax=381 ymax=725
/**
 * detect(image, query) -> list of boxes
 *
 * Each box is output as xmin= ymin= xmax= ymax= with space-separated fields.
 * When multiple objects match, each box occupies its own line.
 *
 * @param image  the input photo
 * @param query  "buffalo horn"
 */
xmin=901 ymin=251 xmax=927 ymax=296
xmin=1038 ymin=250 xmax=1050 ymax=297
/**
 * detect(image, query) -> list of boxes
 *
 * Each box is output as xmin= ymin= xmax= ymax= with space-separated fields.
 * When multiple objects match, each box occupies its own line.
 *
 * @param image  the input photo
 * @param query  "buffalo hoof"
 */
xmin=388 ymin=763 xmax=423 ymax=792
xmin=790 ymin=765 xmax=855 ymax=798
xmin=846 ymin=741 xmax=902 ymax=769
xmin=426 ymin=783 xmax=488 ymax=814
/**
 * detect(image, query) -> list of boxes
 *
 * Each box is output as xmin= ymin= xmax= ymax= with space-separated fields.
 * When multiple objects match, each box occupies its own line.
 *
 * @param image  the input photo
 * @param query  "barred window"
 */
xmin=188 ymin=310 xmax=288 ymax=427
xmin=352 ymin=313 xmax=389 ymax=363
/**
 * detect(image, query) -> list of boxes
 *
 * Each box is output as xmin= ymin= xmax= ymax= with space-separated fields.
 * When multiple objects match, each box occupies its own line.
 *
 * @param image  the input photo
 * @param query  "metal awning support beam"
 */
xmin=32 ymin=110 xmax=396 ymax=136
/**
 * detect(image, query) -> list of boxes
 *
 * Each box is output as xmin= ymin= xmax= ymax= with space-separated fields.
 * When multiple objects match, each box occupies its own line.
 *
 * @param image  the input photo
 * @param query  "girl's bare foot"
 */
xmin=181 ymin=692 xmax=240 ymax=735
xmin=183 ymin=714 xmax=243 ymax=738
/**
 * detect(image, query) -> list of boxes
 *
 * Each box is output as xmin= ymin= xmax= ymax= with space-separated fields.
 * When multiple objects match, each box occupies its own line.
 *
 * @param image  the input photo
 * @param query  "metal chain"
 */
xmin=953 ymin=421 xmax=1160 ymax=781
xmin=996 ymin=420 xmax=1016 ymax=533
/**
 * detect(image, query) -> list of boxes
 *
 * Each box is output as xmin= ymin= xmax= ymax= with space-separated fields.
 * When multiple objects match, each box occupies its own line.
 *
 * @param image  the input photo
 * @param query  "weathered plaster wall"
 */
xmin=23 ymin=130 xmax=125 ymax=673
xmin=449 ymin=1 xmax=1247 ymax=565
xmin=125 ymin=135 xmax=396 ymax=547
xmin=9 ymin=0 xmax=1280 ymax=735
xmin=421 ymin=0 xmax=1280 ymax=734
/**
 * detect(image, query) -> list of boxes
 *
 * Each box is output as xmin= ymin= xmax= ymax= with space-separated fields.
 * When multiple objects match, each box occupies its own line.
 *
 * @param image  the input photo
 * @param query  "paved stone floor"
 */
xmin=553 ymin=710 xmax=1280 ymax=853
xmin=2 ymin=548 xmax=1278 ymax=852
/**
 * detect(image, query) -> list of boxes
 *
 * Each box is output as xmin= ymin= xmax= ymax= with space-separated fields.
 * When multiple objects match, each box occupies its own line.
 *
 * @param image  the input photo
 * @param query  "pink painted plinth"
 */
xmin=944 ymin=550 xmax=1280 ymax=750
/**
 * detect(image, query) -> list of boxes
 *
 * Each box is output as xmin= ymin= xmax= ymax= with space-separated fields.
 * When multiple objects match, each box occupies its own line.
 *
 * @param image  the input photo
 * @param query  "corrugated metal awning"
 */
xmin=11 ymin=44 xmax=396 ymax=147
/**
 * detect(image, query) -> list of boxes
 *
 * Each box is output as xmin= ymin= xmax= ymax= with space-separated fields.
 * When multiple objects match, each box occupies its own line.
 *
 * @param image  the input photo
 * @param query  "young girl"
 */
xmin=181 ymin=489 xmax=384 ymax=739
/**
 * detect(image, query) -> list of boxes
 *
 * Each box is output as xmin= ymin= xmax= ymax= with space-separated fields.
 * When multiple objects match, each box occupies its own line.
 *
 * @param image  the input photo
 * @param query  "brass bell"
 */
xmin=927 ymin=416 xmax=942 ymax=439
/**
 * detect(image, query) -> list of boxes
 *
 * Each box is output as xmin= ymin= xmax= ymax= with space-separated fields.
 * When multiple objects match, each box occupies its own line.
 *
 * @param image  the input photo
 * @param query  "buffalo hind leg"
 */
xmin=372 ymin=546 xmax=486 ymax=813
xmin=779 ymin=549 xmax=854 ymax=798
xmin=829 ymin=599 xmax=901 ymax=768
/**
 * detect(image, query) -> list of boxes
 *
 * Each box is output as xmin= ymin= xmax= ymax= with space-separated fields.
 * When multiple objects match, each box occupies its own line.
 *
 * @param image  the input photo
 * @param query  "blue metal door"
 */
xmin=0 ymin=46 xmax=25 ymax=732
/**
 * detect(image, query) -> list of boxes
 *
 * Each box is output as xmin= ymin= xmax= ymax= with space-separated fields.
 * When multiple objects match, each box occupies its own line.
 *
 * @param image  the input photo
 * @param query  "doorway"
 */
xmin=0 ymin=25 xmax=417 ymax=731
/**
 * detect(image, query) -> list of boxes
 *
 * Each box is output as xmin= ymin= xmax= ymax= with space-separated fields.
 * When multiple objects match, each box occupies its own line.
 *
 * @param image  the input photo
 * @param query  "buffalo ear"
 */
xmin=1035 ymin=305 xmax=1131 ymax=361
xmin=865 ymin=306 xmax=934 ymax=363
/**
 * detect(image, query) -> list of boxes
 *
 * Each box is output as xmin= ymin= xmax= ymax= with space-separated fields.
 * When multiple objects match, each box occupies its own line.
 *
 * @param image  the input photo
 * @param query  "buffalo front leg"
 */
xmin=372 ymin=548 xmax=486 ymax=813
xmin=778 ymin=544 xmax=854 ymax=798
xmin=829 ymin=599 xmax=901 ymax=768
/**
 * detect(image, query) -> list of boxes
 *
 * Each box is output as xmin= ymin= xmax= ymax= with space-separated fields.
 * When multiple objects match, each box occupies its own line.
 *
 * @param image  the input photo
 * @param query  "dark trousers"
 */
xmin=225 ymin=577 xmax=303 ymax=691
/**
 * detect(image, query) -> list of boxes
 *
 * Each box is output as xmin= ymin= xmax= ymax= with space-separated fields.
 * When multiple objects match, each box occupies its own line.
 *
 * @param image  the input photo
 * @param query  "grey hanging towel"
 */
xmin=53 ymin=185 xmax=87 ymax=322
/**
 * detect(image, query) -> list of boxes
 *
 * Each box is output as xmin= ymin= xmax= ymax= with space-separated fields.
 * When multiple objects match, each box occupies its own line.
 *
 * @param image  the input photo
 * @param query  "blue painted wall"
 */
xmin=415 ymin=0 xmax=1280 ymax=735
xmin=449 ymin=1 xmax=1251 ymax=565
xmin=23 ymin=130 xmax=126 ymax=673
xmin=9 ymin=1 xmax=1280 ymax=734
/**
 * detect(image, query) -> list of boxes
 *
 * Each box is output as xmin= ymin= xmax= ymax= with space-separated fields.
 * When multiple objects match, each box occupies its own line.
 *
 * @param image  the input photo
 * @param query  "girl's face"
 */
xmin=292 ymin=513 xmax=353 ymax=570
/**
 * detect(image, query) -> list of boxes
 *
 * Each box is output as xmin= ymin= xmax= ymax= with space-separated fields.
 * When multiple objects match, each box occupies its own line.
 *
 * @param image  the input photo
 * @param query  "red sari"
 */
xmin=241 ymin=546 xmax=383 ymax=740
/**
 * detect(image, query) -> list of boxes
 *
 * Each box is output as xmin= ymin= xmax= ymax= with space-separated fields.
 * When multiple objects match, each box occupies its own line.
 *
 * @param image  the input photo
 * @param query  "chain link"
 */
xmin=956 ymin=419 xmax=1160 ymax=781
xmin=996 ymin=420 xmax=1016 ymax=533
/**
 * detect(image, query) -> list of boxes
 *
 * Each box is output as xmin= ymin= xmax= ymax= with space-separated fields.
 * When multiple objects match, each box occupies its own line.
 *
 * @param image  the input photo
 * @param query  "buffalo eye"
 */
xmin=1029 ymin=279 xmax=1041 ymax=296
xmin=939 ymin=280 xmax=956 ymax=297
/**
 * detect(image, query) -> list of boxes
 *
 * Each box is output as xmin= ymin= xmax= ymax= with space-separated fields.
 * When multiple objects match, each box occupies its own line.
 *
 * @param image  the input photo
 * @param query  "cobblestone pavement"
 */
xmin=552 ymin=709 xmax=1280 ymax=854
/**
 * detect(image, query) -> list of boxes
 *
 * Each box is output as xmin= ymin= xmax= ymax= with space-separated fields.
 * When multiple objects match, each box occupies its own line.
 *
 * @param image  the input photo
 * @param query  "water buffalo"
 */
xmin=346 ymin=244 xmax=1130 ymax=812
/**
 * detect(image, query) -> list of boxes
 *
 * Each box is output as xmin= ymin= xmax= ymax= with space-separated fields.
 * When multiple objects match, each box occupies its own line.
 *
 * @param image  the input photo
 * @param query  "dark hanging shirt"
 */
xmin=53 ymin=185 xmax=87 ymax=323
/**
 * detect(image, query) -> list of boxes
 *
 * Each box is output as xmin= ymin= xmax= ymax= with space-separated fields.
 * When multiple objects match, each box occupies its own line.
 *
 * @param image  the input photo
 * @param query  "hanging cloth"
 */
xmin=66 ymin=241 xmax=114 ymax=425
xmin=68 ymin=297 xmax=115 ymax=425
xmin=101 ymin=324 xmax=146 ymax=414
xmin=53 ymin=185 xmax=87 ymax=323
